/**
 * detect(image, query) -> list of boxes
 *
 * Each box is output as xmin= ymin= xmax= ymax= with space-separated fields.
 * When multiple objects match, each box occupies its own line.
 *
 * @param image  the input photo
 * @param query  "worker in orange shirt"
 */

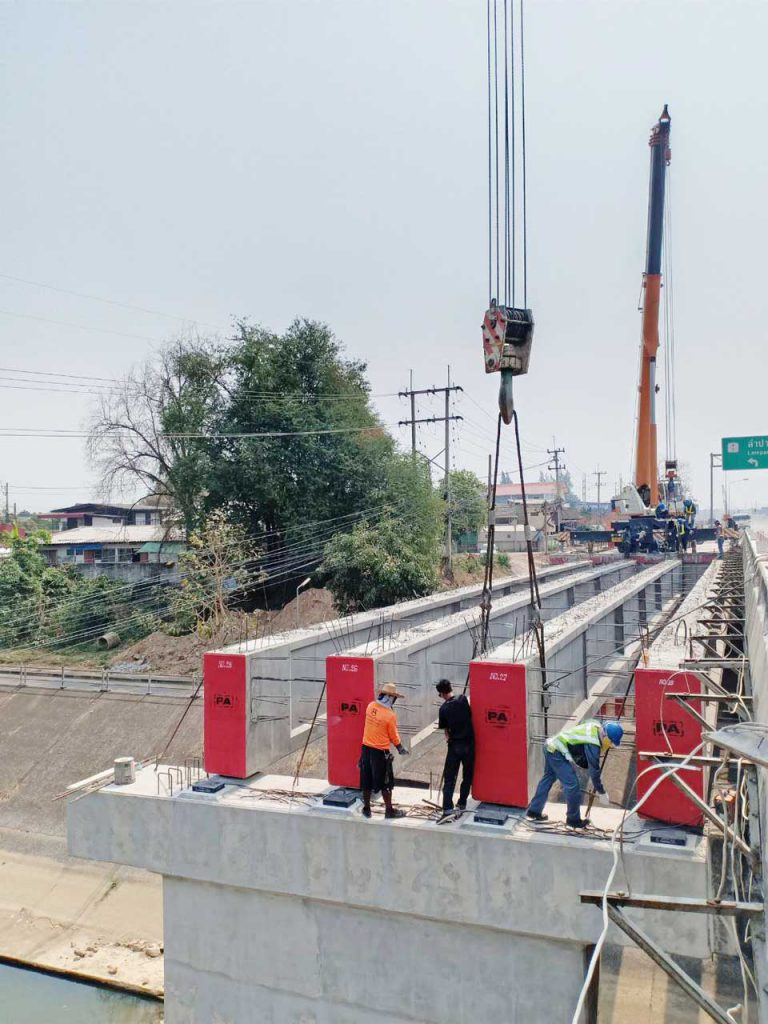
xmin=360 ymin=681 xmax=409 ymax=820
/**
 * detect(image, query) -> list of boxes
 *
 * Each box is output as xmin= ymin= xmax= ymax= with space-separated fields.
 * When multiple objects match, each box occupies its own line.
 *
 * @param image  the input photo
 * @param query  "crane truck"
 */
xmin=572 ymin=106 xmax=715 ymax=555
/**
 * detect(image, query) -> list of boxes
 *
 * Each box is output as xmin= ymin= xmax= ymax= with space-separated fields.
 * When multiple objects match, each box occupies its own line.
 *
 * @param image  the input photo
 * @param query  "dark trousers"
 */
xmin=442 ymin=741 xmax=474 ymax=811
xmin=528 ymin=748 xmax=582 ymax=823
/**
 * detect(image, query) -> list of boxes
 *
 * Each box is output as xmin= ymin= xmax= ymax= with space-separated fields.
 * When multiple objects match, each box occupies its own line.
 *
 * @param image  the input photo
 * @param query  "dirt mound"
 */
xmin=110 ymin=594 xmax=337 ymax=676
xmin=269 ymin=588 xmax=337 ymax=633
xmin=111 ymin=610 xmax=271 ymax=676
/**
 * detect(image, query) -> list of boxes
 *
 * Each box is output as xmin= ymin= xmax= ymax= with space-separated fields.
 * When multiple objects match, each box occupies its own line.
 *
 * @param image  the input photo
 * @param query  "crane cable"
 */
xmin=478 ymin=0 xmax=547 ymax=723
xmin=477 ymin=408 xmax=548 ymax=723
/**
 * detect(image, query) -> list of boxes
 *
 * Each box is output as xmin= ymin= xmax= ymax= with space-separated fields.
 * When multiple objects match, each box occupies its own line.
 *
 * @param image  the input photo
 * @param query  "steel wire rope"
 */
xmin=502 ymin=0 xmax=511 ymax=304
xmin=487 ymin=0 xmax=493 ymax=305
xmin=492 ymin=0 xmax=500 ymax=302
xmin=7 ymin=552 xmax=335 ymax=655
xmin=509 ymin=0 xmax=516 ymax=306
xmin=0 ymin=505 xmax=401 ymax=639
xmin=520 ymin=0 xmax=528 ymax=306
xmin=0 ymin=503 xmax=410 ymax=633
xmin=0 ymin=498 xmax=470 ymax=647
xmin=19 ymin=502 xmax=491 ymax=655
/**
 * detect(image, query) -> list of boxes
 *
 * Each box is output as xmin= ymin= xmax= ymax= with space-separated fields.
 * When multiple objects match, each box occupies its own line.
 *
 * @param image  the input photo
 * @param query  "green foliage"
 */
xmin=49 ymin=575 xmax=153 ymax=647
xmin=167 ymin=511 xmax=261 ymax=637
xmin=206 ymin=319 xmax=394 ymax=543
xmin=318 ymin=454 xmax=443 ymax=612
xmin=481 ymin=549 xmax=511 ymax=570
xmin=318 ymin=516 xmax=439 ymax=613
xmin=452 ymin=554 xmax=481 ymax=576
xmin=443 ymin=469 xmax=486 ymax=543
xmin=0 ymin=529 xmax=157 ymax=652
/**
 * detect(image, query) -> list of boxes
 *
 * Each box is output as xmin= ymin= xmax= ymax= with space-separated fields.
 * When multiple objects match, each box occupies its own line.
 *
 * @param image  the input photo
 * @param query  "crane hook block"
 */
xmin=482 ymin=303 xmax=534 ymax=377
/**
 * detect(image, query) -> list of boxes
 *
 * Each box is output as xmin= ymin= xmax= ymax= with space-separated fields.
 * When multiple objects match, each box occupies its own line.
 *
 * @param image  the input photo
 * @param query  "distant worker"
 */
xmin=683 ymin=497 xmax=697 ymax=528
xmin=360 ymin=682 xmax=409 ymax=820
xmin=715 ymin=520 xmax=724 ymax=559
xmin=526 ymin=720 xmax=624 ymax=829
xmin=655 ymin=500 xmax=668 ymax=519
xmin=676 ymin=517 xmax=688 ymax=553
xmin=666 ymin=519 xmax=678 ymax=553
xmin=642 ymin=525 xmax=658 ymax=553
xmin=435 ymin=679 xmax=475 ymax=822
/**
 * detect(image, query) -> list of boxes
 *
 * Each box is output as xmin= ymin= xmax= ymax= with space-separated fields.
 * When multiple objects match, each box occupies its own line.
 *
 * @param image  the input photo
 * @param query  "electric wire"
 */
xmin=0 ymin=271 xmax=227 ymax=332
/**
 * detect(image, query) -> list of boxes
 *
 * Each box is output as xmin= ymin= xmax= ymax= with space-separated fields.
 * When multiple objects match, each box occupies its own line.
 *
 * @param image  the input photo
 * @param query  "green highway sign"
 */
xmin=722 ymin=435 xmax=768 ymax=471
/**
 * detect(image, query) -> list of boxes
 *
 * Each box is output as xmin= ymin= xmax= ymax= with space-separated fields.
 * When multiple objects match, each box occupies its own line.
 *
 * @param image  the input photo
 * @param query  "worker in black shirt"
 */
xmin=435 ymin=679 xmax=475 ymax=822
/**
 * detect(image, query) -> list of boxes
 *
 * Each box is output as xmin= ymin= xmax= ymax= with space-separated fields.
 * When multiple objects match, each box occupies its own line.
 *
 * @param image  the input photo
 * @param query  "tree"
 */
xmin=88 ymin=337 xmax=227 ymax=536
xmin=205 ymin=319 xmax=394 ymax=544
xmin=167 ymin=511 xmax=262 ymax=636
xmin=443 ymin=470 xmax=486 ymax=544
xmin=318 ymin=453 xmax=443 ymax=612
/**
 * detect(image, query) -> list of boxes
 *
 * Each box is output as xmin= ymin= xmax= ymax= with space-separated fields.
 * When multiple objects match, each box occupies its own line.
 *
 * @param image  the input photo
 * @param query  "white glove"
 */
xmin=597 ymin=791 xmax=610 ymax=807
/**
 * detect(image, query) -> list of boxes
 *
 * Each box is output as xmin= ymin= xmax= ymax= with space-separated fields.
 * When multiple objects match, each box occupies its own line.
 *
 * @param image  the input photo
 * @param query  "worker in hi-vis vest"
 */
xmin=526 ymin=720 xmax=623 ymax=829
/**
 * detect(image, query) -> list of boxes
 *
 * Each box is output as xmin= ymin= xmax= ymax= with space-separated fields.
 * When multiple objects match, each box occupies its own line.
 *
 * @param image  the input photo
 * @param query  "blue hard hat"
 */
xmin=656 ymin=502 xmax=666 ymax=513
xmin=605 ymin=722 xmax=624 ymax=747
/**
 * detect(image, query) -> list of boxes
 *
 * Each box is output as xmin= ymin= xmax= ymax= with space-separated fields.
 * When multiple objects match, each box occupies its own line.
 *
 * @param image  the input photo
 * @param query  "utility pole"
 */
xmin=398 ymin=371 xmax=463 ymax=572
xmin=3 ymin=483 xmax=8 ymax=524
xmin=582 ymin=474 xmax=587 ymax=504
xmin=593 ymin=467 xmax=606 ymax=518
xmin=709 ymin=451 xmax=722 ymax=526
xmin=547 ymin=444 xmax=566 ymax=532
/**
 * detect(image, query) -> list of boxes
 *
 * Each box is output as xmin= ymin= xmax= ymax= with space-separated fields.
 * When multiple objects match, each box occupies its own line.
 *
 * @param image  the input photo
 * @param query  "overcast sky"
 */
xmin=0 ymin=0 xmax=765 ymax=516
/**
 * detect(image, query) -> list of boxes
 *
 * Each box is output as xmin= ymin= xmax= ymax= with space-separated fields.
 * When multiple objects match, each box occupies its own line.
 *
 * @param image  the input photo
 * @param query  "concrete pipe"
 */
xmin=97 ymin=631 xmax=121 ymax=650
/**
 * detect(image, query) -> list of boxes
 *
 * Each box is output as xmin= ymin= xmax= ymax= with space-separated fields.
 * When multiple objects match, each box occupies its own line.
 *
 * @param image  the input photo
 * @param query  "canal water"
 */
xmin=0 ymin=964 xmax=163 ymax=1023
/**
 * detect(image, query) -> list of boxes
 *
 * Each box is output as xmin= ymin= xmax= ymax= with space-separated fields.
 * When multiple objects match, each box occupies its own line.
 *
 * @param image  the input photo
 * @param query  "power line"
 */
xmin=0 ymin=271 xmax=228 ymax=332
xmin=0 ymin=308 xmax=165 ymax=343
xmin=399 ymin=370 xmax=464 ymax=571
xmin=0 ymin=425 xmax=393 ymax=440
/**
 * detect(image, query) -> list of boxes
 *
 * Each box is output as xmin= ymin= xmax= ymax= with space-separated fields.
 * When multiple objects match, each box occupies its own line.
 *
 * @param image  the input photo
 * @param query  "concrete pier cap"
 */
xmin=66 ymin=556 xmax=725 ymax=1022
xmin=68 ymin=763 xmax=710 ymax=1024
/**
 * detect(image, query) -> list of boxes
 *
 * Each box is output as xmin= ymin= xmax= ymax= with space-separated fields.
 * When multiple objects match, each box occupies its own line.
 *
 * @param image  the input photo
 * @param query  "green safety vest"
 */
xmin=546 ymin=720 xmax=601 ymax=759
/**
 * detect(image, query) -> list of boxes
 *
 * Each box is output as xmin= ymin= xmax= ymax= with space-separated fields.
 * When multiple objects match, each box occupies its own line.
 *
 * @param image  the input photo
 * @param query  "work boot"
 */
xmin=526 ymin=810 xmax=548 ymax=822
xmin=566 ymin=817 xmax=590 ymax=829
xmin=385 ymin=808 xmax=406 ymax=820
xmin=437 ymin=809 xmax=456 ymax=824
xmin=457 ymin=802 xmax=467 ymax=812
xmin=361 ymin=806 xmax=372 ymax=819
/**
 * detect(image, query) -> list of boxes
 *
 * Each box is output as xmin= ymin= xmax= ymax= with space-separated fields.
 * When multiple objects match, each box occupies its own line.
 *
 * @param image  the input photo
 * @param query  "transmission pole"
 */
xmin=593 ymin=466 xmax=606 ymax=517
xmin=399 ymin=370 xmax=463 ymax=571
xmin=547 ymin=444 xmax=566 ymax=532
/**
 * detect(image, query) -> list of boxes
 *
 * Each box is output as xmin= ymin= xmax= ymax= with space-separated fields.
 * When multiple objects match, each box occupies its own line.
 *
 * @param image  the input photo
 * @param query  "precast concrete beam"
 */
xmin=203 ymin=562 xmax=590 ymax=776
xmin=324 ymin=562 xmax=638 ymax=787
xmin=471 ymin=560 xmax=684 ymax=797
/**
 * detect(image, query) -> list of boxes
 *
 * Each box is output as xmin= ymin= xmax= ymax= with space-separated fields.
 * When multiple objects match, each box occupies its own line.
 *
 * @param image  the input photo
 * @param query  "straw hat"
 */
xmin=379 ymin=681 xmax=404 ymax=699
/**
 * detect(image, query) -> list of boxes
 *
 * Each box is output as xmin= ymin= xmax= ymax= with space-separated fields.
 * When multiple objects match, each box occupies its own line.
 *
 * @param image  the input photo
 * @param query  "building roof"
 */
xmin=43 ymin=525 xmax=184 ymax=547
xmin=47 ymin=502 xmax=161 ymax=516
xmin=496 ymin=482 xmax=562 ymax=498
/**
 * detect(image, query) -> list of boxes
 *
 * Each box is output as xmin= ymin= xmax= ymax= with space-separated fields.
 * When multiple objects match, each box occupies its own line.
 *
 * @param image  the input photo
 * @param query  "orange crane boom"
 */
xmin=634 ymin=105 xmax=671 ymax=509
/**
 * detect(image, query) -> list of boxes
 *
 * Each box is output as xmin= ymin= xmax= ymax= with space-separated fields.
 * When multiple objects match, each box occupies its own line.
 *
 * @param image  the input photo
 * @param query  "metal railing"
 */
xmin=0 ymin=663 xmax=200 ymax=695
